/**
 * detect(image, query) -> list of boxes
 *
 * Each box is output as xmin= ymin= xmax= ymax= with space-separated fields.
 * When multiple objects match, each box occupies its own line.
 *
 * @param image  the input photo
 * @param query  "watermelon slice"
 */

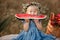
xmin=15 ymin=13 xmax=47 ymax=19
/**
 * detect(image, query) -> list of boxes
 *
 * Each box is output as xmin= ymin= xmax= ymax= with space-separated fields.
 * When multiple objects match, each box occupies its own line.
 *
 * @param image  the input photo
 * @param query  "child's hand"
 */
xmin=34 ymin=19 xmax=42 ymax=30
xmin=34 ymin=19 xmax=39 ymax=23
xmin=25 ymin=19 xmax=30 ymax=23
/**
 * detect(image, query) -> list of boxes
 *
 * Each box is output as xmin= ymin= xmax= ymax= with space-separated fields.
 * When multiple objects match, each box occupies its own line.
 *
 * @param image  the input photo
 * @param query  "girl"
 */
xmin=12 ymin=2 xmax=56 ymax=40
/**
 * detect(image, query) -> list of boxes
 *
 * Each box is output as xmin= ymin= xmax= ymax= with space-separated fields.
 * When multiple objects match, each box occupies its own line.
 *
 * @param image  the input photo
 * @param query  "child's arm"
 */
xmin=34 ymin=19 xmax=43 ymax=30
xmin=23 ymin=19 xmax=29 ymax=32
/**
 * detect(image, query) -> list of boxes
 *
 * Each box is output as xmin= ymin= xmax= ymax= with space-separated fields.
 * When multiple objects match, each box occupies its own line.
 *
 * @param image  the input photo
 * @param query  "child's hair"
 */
xmin=22 ymin=2 xmax=49 ymax=14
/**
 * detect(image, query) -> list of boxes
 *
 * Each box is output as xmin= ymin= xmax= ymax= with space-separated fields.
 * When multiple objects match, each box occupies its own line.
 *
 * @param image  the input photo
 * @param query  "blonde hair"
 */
xmin=22 ymin=2 xmax=49 ymax=14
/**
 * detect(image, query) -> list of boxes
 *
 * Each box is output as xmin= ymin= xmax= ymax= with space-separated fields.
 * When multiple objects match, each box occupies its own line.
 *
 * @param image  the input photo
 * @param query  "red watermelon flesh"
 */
xmin=15 ymin=13 xmax=47 ymax=19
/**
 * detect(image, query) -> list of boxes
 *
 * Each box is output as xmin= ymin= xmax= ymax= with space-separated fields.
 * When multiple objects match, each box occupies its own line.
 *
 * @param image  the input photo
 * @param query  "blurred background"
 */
xmin=0 ymin=0 xmax=60 ymax=37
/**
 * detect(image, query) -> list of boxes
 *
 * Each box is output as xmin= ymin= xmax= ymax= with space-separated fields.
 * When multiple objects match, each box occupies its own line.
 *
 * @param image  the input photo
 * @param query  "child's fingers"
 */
xmin=25 ymin=19 xmax=30 ymax=22
xmin=34 ymin=19 xmax=39 ymax=23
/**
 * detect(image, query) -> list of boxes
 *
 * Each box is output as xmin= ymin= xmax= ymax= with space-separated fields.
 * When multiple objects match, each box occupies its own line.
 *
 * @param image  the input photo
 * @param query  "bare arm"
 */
xmin=23 ymin=19 xmax=29 ymax=32
xmin=34 ymin=19 xmax=43 ymax=30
